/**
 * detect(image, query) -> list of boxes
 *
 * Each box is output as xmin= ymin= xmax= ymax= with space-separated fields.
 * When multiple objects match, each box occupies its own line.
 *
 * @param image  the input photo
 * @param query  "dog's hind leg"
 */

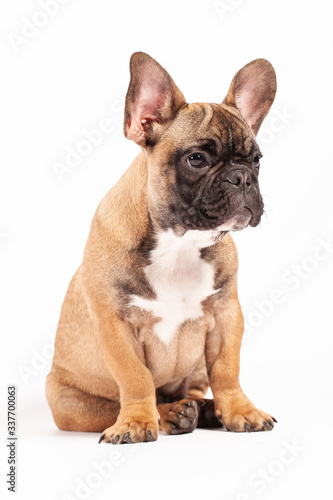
xmin=187 ymin=357 xmax=223 ymax=429
xmin=46 ymin=372 xmax=120 ymax=433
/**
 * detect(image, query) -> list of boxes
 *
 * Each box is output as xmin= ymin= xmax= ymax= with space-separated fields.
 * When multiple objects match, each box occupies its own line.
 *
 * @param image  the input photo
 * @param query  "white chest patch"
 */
xmin=130 ymin=229 xmax=220 ymax=345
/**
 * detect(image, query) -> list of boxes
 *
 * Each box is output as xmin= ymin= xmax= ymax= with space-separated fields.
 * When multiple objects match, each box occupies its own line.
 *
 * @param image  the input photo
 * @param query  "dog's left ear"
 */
xmin=223 ymin=59 xmax=277 ymax=136
xmin=124 ymin=52 xmax=186 ymax=147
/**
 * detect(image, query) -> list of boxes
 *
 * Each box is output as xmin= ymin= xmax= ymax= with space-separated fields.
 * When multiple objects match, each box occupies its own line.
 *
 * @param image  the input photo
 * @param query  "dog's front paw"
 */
xmin=215 ymin=396 xmax=277 ymax=432
xmin=99 ymin=418 xmax=159 ymax=444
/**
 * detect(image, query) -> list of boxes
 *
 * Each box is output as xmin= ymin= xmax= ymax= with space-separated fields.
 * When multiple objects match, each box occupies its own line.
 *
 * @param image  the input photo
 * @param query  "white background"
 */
xmin=1 ymin=0 xmax=333 ymax=499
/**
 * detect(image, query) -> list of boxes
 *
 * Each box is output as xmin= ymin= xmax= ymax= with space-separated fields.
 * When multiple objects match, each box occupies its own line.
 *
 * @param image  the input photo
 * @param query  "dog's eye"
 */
xmin=253 ymin=155 xmax=261 ymax=168
xmin=187 ymin=154 xmax=207 ymax=169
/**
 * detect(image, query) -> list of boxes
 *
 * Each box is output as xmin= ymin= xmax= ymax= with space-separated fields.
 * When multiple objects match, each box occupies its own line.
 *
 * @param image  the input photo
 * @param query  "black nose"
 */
xmin=225 ymin=169 xmax=252 ymax=192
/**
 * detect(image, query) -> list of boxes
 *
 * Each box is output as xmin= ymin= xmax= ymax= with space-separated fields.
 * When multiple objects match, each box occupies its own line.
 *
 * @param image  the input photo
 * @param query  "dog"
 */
xmin=46 ymin=52 xmax=277 ymax=444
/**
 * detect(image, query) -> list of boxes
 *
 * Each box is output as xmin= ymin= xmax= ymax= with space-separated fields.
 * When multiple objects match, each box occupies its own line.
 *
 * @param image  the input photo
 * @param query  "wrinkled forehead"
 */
xmin=166 ymin=102 xmax=256 ymax=157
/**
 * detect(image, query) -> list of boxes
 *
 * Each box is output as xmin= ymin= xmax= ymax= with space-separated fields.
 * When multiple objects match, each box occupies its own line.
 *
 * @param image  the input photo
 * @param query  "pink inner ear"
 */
xmin=127 ymin=84 xmax=166 ymax=139
xmin=231 ymin=60 xmax=276 ymax=136
xmin=125 ymin=52 xmax=186 ymax=145
xmin=235 ymin=82 xmax=263 ymax=131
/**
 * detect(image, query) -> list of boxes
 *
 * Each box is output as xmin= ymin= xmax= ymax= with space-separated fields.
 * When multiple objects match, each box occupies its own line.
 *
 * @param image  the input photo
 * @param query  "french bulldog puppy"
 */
xmin=46 ymin=52 xmax=277 ymax=444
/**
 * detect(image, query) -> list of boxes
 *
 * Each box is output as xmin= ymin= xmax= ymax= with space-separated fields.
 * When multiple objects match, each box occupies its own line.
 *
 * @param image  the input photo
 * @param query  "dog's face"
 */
xmin=124 ymin=53 xmax=276 ymax=234
xmin=148 ymin=102 xmax=263 ymax=233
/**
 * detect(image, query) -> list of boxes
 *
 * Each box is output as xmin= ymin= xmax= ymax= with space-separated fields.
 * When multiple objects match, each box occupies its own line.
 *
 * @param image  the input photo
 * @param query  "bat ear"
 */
xmin=223 ymin=59 xmax=277 ymax=136
xmin=124 ymin=52 xmax=186 ymax=147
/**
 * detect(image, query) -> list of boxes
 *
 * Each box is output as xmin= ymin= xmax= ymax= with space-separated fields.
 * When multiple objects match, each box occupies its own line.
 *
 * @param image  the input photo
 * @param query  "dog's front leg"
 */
xmin=98 ymin=313 xmax=159 ymax=444
xmin=207 ymin=288 xmax=276 ymax=432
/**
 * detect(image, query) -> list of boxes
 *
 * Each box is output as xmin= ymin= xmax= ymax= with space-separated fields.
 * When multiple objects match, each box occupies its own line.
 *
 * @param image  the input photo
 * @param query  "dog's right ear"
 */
xmin=124 ymin=52 xmax=186 ymax=147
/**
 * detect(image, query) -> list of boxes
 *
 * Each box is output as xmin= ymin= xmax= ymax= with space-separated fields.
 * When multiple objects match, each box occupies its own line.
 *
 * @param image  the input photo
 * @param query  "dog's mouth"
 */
xmin=173 ymin=186 xmax=264 ymax=233
xmin=177 ymin=204 xmax=261 ymax=233
xmin=214 ymin=206 xmax=254 ymax=232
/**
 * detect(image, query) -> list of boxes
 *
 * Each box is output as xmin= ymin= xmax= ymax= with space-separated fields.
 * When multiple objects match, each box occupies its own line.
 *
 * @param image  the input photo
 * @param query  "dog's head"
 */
xmin=124 ymin=52 xmax=276 ymax=235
